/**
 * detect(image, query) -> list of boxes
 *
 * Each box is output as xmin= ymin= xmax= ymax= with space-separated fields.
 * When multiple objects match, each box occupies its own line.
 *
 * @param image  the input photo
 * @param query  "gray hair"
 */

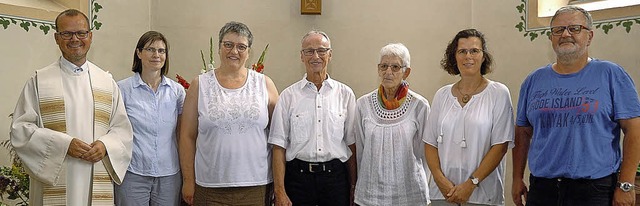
xmin=218 ymin=21 xmax=253 ymax=47
xmin=301 ymin=30 xmax=331 ymax=46
xmin=551 ymin=5 xmax=593 ymax=29
xmin=380 ymin=43 xmax=410 ymax=68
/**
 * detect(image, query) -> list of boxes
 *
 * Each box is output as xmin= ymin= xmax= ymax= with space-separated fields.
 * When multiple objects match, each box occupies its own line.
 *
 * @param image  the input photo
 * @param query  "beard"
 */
xmin=555 ymin=38 xmax=587 ymax=63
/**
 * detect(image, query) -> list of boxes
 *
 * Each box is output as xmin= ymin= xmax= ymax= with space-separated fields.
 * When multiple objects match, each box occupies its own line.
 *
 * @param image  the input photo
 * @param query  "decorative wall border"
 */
xmin=515 ymin=0 xmax=640 ymax=41
xmin=0 ymin=0 xmax=102 ymax=34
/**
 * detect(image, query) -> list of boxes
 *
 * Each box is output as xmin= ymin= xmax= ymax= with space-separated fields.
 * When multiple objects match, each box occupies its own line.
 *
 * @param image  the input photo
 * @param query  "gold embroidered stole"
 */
xmin=36 ymin=64 xmax=115 ymax=205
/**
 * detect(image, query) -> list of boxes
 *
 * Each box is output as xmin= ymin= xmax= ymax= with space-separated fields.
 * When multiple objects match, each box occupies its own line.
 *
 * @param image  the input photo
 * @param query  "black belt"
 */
xmin=531 ymin=173 xmax=616 ymax=184
xmin=288 ymin=158 xmax=343 ymax=173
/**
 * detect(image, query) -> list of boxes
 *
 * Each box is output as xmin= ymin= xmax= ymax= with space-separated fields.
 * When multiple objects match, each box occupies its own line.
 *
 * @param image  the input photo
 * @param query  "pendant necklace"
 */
xmin=457 ymin=79 xmax=484 ymax=104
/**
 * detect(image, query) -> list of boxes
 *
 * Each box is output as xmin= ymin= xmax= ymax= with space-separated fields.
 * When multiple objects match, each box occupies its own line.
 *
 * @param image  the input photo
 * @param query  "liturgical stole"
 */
xmin=35 ymin=65 xmax=115 ymax=205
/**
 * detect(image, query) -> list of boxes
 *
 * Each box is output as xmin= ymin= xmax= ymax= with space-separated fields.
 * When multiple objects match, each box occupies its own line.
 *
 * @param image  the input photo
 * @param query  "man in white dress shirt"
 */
xmin=269 ymin=30 xmax=357 ymax=206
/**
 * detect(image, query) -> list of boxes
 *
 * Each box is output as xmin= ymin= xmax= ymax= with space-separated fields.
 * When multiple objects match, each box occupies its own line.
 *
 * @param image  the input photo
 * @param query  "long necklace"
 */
xmin=457 ymin=79 xmax=484 ymax=104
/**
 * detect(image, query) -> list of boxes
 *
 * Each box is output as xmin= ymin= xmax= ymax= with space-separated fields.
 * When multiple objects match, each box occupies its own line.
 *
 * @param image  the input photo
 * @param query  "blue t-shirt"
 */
xmin=516 ymin=59 xmax=640 ymax=179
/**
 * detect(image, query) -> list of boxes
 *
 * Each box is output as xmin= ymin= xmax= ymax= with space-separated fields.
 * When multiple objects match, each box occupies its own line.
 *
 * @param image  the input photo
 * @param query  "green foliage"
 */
xmin=1 ymin=114 xmax=28 ymax=206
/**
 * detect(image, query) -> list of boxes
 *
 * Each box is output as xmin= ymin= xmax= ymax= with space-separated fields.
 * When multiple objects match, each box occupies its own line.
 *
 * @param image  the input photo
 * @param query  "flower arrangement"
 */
xmin=1 ymin=114 xmax=29 ymax=206
xmin=251 ymin=44 xmax=269 ymax=73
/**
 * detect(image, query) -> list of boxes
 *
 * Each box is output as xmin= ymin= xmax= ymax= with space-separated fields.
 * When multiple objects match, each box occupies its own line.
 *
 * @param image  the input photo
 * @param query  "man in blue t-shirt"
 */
xmin=512 ymin=5 xmax=640 ymax=206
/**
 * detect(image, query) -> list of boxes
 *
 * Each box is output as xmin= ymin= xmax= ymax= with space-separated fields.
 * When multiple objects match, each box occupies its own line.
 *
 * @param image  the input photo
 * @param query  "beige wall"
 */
xmin=1 ymin=1 xmax=639 ymax=205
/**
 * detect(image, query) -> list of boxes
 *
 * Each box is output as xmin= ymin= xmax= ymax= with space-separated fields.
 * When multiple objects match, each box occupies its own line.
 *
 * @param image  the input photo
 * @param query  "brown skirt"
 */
xmin=194 ymin=183 xmax=273 ymax=206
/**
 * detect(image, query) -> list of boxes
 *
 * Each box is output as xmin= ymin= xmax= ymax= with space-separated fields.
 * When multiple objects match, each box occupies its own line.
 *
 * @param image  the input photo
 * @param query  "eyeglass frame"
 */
xmin=377 ymin=64 xmax=406 ymax=72
xmin=456 ymin=48 xmax=483 ymax=56
xmin=550 ymin=25 xmax=591 ymax=36
xmin=55 ymin=30 xmax=91 ymax=40
xmin=221 ymin=41 xmax=249 ymax=52
xmin=301 ymin=48 xmax=332 ymax=56
xmin=140 ymin=47 xmax=167 ymax=54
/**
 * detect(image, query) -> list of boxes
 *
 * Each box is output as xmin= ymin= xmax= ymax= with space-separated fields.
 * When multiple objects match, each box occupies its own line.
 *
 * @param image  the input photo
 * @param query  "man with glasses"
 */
xmin=512 ymin=5 xmax=640 ymax=206
xmin=10 ymin=9 xmax=132 ymax=205
xmin=269 ymin=30 xmax=357 ymax=206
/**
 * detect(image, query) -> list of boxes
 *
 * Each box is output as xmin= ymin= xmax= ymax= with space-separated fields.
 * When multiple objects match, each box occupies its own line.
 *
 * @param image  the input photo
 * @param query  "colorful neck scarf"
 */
xmin=378 ymin=81 xmax=409 ymax=110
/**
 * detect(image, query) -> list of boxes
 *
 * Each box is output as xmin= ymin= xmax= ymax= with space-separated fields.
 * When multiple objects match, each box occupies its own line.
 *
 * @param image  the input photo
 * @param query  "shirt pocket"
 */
xmin=290 ymin=111 xmax=312 ymax=143
xmin=161 ymin=100 xmax=178 ymax=123
xmin=328 ymin=110 xmax=346 ymax=141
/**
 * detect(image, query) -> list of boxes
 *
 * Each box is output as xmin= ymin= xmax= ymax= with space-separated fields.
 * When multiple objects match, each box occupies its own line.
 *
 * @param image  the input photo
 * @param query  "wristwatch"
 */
xmin=469 ymin=175 xmax=480 ymax=186
xmin=619 ymin=182 xmax=634 ymax=192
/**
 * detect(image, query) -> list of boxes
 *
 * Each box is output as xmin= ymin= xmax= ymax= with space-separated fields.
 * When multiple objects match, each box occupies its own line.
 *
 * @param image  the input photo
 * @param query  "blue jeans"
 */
xmin=526 ymin=173 xmax=616 ymax=206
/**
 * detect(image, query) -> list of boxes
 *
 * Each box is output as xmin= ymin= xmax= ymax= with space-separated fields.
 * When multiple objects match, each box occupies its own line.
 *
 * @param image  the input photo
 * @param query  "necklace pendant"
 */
xmin=462 ymin=94 xmax=470 ymax=103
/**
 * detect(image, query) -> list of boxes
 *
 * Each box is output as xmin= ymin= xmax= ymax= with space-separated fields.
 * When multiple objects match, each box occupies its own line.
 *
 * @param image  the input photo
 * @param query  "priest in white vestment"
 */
xmin=10 ymin=9 xmax=133 ymax=206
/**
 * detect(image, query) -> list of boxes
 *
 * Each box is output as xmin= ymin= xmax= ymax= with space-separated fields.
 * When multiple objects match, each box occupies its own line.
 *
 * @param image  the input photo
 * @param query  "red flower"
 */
xmin=176 ymin=74 xmax=190 ymax=89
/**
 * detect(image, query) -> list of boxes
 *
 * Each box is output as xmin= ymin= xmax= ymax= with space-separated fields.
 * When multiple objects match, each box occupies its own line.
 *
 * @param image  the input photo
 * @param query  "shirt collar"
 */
xmin=133 ymin=72 xmax=169 ymax=88
xmin=59 ymin=56 xmax=88 ymax=73
xmin=299 ymin=73 xmax=335 ymax=90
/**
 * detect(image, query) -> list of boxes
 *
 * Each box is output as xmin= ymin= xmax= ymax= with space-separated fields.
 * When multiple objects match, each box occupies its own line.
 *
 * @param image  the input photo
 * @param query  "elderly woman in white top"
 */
xmin=178 ymin=21 xmax=279 ymax=205
xmin=423 ymin=29 xmax=514 ymax=206
xmin=354 ymin=43 xmax=431 ymax=205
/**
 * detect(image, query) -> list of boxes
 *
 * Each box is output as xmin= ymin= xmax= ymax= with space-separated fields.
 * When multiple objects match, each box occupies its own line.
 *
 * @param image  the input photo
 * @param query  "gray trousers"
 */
xmin=114 ymin=171 xmax=182 ymax=206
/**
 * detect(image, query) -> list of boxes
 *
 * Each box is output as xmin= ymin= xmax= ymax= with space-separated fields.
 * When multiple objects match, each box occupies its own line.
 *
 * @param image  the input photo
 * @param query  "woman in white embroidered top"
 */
xmin=354 ymin=43 xmax=431 ymax=205
xmin=423 ymin=29 xmax=514 ymax=206
xmin=178 ymin=21 xmax=279 ymax=205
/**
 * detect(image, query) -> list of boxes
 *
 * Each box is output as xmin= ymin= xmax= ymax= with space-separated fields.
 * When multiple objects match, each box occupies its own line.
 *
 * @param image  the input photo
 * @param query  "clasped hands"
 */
xmin=437 ymin=178 xmax=476 ymax=204
xmin=67 ymin=138 xmax=106 ymax=163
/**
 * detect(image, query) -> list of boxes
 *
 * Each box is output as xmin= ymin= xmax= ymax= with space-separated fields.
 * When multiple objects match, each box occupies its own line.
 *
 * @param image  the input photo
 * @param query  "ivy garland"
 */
xmin=0 ymin=0 xmax=103 ymax=34
xmin=515 ymin=0 xmax=640 ymax=41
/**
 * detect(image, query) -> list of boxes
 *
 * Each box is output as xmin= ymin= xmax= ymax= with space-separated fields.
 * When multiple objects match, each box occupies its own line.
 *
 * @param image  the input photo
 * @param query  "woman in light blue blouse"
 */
xmin=115 ymin=31 xmax=186 ymax=206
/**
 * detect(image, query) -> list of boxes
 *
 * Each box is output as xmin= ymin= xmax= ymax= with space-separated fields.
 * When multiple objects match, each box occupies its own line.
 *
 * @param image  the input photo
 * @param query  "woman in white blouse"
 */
xmin=423 ymin=29 xmax=514 ymax=206
xmin=354 ymin=43 xmax=431 ymax=205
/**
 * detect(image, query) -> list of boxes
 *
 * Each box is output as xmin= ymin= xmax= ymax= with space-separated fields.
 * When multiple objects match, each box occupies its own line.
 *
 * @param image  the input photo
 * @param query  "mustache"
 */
xmin=559 ymin=37 xmax=575 ymax=44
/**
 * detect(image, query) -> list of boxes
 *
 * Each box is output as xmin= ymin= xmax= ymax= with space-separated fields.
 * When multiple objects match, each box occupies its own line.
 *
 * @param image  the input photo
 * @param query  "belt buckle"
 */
xmin=308 ymin=163 xmax=325 ymax=173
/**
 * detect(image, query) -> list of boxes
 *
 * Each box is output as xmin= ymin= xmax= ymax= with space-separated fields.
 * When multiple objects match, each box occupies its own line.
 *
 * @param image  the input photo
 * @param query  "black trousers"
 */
xmin=527 ymin=173 xmax=616 ymax=206
xmin=285 ymin=158 xmax=349 ymax=206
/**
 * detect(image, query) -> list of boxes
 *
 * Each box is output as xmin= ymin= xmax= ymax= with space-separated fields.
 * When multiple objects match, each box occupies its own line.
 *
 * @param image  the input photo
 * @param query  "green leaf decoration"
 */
xmin=11 ymin=19 xmax=16 ymax=24
xmin=19 ymin=21 xmax=30 ymax=31
xmin=616 ymin=21 xmax=622 ymax=26
xmin=515 ymin=22 xmax=524 ymax=32
xmin=517 ymin=4 xmax=525 ymax=13
xmin=622 ymin=21 xmax=633 ymax=33
xmin=94 ymin=21 xmax=102 ymax=30
xmin=529 ymin=32 xmax=538 ymax=41
xmin=31 ymin=22 xmax=37 ymax=27
xmin=0 ymin=19 xmax=9 ymax=29
xmin=94 ymin=2 xmax=103 ymax=12
xmin=603 ymin=24 xmax=614 ymax=34
xmin=39 ymin=25 xmax=51 ymax=34
xmin=93 ymin=15 xmax=98 ymax=20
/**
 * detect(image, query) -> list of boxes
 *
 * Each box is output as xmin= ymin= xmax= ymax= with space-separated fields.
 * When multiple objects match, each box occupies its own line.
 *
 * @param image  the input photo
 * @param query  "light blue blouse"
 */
xmin=117 ymin=73 xmax=185 ymax=177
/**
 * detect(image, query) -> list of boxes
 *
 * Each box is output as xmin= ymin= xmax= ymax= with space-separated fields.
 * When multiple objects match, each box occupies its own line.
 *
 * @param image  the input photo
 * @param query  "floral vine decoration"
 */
xmin=251 ymin=44 xmax=269 ymax=73
xmin=515 ymin=0 xmax=640 ymax=41
xmin=175 ymin=37 xmax=216 ymax=90
xmin=0 ymin=0 xmax=103 ymax=34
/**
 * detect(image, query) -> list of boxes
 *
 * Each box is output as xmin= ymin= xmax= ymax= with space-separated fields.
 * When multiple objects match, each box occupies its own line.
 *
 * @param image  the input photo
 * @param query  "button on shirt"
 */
xmin=59 ymin=56 xmax=88 ymax=74
xmin=117 ymin=73 xmax=186 ymax=177
xmin=268 ymin=74 xmax=356 ymax=163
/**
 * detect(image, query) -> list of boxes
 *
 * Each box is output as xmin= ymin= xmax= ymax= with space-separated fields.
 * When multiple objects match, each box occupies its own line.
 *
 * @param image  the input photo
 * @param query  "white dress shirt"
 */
xmin=268 ymin=74 xmax=356 ymax=163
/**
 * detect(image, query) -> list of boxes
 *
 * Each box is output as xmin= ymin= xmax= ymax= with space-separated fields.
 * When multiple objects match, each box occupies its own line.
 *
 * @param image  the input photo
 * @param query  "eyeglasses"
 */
xmin=222 ymin=41 xmax=249 ymax=52
xmin=56 ymin=30 xmax=90 ymax=40
xmin=377 ymin=64 xmax=405 ymax=72
xmin=550 ymin=25 xmax=590 ymax=36
xmin=456 ymin=48 xmax=483 ymax=56
xmin=141 ymin=47 xmax=167 ymax=54
xmin=301 ymin=48 xmax=331 ymax=56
